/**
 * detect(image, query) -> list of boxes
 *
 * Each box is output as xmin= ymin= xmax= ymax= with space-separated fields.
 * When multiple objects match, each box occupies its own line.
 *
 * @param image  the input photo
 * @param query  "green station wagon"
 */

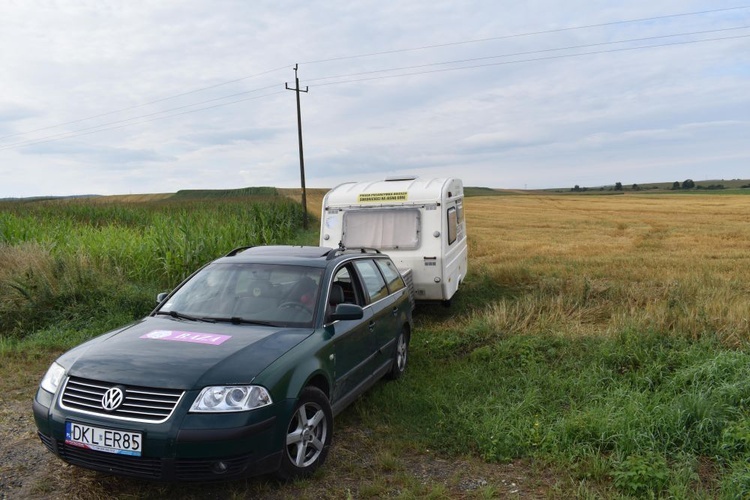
xmin=33 ymin=246 xmax=413 ymax=481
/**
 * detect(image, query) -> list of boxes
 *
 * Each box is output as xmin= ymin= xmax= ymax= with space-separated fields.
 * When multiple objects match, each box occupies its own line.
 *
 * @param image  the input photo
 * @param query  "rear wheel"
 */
xmin=386 ymin=328 xmax=409 ymax=380
xmin=276 ymin=387 xmax=333 ymax=480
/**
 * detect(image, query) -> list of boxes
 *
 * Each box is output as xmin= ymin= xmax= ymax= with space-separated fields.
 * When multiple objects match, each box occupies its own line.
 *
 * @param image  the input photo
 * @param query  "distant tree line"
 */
xmin=571 ymin=179 xmax=737 ymax=192
xmin=672 ymin=179 xmax=728 ymax=190
xmin=571 ymin=183 xmax=658 ymax=192
xmin=672 ymin=179 xmax=695 ymax=190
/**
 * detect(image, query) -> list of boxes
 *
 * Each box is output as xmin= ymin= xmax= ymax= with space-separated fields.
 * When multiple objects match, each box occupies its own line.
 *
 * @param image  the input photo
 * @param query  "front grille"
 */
xmin=58 ymin=442 xmax=163 ymax=479
xmin=61 ymin=377 xmax=184 ymax=423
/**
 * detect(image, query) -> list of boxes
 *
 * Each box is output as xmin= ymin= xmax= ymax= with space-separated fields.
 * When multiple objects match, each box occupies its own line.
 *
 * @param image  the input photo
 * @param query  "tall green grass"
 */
xmin=0 ymin=197 xmax=303 ymax=283
xmin=0 ymin=196 xmax=305 ymax=338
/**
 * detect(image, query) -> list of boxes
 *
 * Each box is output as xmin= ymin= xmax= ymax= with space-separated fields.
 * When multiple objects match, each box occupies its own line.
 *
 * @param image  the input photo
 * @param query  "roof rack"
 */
xmin=225 ymin=246 xmax=253 ymax=257
xmin=325 ymin=245 xmax=382 ymax=260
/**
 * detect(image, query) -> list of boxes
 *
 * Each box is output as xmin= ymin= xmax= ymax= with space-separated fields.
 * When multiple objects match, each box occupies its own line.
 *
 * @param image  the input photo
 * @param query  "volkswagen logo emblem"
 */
xmin=101 ymin=387 xmax=125 ymax=411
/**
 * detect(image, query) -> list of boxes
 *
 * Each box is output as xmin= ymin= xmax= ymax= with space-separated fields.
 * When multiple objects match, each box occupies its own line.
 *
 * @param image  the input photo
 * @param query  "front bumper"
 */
xmin=33 ymin=389 xmax=292 ymax=481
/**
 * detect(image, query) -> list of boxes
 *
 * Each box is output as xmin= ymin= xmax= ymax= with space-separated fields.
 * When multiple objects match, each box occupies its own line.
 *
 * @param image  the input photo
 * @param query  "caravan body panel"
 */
xmin=320 ymin=177 xmax=467 ymax=302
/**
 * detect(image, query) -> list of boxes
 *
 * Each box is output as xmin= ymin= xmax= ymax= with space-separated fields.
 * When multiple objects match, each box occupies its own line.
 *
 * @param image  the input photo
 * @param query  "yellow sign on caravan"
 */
xmin=320 ymin=176 xmax=467 ymax=305
xmin=357 ymin=192 xmax=408 ymax=203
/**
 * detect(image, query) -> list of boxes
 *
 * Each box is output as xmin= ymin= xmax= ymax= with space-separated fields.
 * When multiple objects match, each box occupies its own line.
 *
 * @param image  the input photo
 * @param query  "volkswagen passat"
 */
xmin=33 ymin=246 xmax=412 ymax=481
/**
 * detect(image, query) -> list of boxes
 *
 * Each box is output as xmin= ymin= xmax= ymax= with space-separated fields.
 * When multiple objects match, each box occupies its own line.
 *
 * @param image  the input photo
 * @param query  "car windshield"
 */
xmin=158 ymin=263 xmax=324 ymax=327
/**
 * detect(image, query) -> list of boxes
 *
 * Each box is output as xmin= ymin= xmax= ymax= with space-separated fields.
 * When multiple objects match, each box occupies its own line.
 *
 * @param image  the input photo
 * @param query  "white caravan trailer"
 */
xmin=320 ymin=177 xmax=468 ymax=304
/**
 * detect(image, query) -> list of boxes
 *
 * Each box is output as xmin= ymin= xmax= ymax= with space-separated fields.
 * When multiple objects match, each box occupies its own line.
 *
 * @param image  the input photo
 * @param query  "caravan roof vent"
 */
xmin=385 ymin=175 xmax=418 ymax=182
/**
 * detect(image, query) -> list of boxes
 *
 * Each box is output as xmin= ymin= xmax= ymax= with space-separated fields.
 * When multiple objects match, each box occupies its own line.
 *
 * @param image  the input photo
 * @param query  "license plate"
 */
xmin=65 ymin=421 xmax=142 ymax=457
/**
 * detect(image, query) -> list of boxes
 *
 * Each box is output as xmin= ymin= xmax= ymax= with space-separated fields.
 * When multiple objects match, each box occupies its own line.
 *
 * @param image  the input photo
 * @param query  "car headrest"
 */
xmin=329 ymin=284 xmax=344 ymax=306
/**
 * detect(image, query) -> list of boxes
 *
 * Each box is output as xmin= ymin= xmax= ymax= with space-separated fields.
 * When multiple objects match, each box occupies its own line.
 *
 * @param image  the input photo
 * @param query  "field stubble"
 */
xmin=466 ymin=194 xmax=750 ymax=345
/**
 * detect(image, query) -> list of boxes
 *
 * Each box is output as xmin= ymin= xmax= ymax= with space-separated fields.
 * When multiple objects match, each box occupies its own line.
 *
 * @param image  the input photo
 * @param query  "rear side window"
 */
xmin=447 ymin=207 xmax=458 ymax=245
xmin=375 ymin=259 xmax=405 ymax=293
xmin=353 ymin=260 xmax=389 ymax=303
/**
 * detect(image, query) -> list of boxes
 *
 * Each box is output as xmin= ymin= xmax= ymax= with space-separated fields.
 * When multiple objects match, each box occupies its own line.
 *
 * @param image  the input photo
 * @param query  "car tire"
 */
xmin=386 ymin=328 xmax=409 ymax=380
xmin=276 ymin=386 xmax=333 ymax=480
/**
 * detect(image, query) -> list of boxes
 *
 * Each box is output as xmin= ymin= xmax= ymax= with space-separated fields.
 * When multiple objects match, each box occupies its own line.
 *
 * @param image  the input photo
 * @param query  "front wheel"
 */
xmin=386 ymin=329 xmax=409 ymax=380
xmin=276 ymin=387 xmax=333 ymax=480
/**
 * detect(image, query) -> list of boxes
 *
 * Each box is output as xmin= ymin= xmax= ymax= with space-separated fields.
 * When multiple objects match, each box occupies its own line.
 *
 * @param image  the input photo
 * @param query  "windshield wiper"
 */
xmin=155 ymin=310 xmax=216 ymax=323
xmin=209 ymin=316 xmax=277 ymax=327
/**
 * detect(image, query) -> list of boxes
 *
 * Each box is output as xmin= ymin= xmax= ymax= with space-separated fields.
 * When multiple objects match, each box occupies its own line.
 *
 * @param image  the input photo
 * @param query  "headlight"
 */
xmin=40 ymin=362 xmax=66 ymax=394
xmin=190 ymin=386 xmax=273 ymax=412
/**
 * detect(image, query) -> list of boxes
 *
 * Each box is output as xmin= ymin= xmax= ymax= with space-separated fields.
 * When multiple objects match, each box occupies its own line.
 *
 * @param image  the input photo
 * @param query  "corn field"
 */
xmin=0 ymin=196 xmax=305 ymax=337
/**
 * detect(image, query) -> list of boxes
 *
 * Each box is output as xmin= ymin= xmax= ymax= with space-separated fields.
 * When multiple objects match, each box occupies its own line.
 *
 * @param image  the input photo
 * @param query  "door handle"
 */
xmin=368 ymin=321 xmax=375 ymax=332
xmin=392 ymin=307 xmax=398 ymax=317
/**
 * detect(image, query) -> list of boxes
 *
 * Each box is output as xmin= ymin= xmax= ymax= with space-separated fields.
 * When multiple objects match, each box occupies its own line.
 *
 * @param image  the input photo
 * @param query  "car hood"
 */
xmin=59 ymin=317 xmax=314 ymax=390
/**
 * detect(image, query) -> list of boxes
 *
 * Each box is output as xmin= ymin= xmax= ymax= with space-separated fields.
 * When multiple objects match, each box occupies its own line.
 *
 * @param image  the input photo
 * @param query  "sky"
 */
xmin=1 ymin=1 xmax=749 ymax=198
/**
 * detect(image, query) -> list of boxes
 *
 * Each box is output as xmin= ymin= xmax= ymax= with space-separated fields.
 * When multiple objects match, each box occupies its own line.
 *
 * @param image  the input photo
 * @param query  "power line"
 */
xmin=0 ymin=83 xmax=281 ymax=149
xmin=3 ymin=29 xmax=749 ymax=151
xmin=4 ymin=5 xmax=747 ymax=142
xmin=0 ymin=65 xmax=289 ymax=142
xmin=300 ymin=5 xmax=750 ymax=65
xmin=4 ymin=29 xmax=746 ymax=152
xmin=305 ymin=25 xmax=750 ymax=84
xmin=311 ymin=33 xmax=750 ymax=87
xmin=3 ymin=6 xmax=748 ymax=151
xmin=7 ymin=23 xmax=746 ymax=150
xmin=0 ymin=91 xmax=287 ymax=152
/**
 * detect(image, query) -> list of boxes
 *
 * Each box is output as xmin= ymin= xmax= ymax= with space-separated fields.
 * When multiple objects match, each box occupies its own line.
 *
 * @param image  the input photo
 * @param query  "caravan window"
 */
xmin=342 ymin=209 xmax=420 ymax=250
xmin=447 ymin=207 xmax=458 ymax=245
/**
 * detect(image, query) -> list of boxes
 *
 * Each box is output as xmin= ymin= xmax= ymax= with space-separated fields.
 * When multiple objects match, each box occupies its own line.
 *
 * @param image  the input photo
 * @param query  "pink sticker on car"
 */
xmin=140 ymin=330 xmax=231 ymax=345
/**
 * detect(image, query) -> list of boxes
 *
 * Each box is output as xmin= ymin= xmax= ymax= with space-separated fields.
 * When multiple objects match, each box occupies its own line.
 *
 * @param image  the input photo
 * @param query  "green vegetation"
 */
xmin=463 ymin=186 xmax=506 ymax=197
xmin=172 ymin=186 xmax=279 ymax=199
xmin=3 ymin=191 xmax=750 ymax=497
xmin=0 ymin=196 xmax=304 ymax=340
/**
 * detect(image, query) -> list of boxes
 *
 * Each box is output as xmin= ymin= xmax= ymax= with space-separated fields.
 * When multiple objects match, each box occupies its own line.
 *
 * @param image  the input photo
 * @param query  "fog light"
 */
xmin=211 ymin=461 xmax=229 ymax=474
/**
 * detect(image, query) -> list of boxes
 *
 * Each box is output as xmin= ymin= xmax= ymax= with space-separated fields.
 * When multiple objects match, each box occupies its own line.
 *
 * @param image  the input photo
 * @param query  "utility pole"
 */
xmin=286 ymin=64 xmax=309 ymax=230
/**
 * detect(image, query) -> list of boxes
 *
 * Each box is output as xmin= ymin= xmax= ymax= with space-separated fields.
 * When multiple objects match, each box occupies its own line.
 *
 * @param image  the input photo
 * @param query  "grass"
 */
xmin=3 ymin=190 xmax=750 ymax=497
xmin=0 ymin=196 xmax=305 ymax=338
xmin=366 ymin=326 xmax=747 ymax=496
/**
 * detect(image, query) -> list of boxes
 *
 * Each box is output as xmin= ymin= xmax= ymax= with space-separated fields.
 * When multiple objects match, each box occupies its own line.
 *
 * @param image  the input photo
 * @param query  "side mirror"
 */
xmin=330 ymin=303 xmax=364 ymax=321
xmin=156 ymin=292 xmax=169 ymax=305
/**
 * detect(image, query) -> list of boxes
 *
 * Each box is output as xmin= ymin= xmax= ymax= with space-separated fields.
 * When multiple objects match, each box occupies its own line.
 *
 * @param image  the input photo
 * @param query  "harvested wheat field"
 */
xmin=463 ymin=193 xmax=750 ymax=344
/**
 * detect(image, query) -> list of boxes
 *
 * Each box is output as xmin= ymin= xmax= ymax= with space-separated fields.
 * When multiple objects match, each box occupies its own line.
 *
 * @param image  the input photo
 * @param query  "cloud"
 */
xmin=19 ymin=141 xmax=173 ymax=166
xmin=0 ymin=1 xmax=749 ymax=196
xmin=180 ymin=128 xmax=282 ymax=147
